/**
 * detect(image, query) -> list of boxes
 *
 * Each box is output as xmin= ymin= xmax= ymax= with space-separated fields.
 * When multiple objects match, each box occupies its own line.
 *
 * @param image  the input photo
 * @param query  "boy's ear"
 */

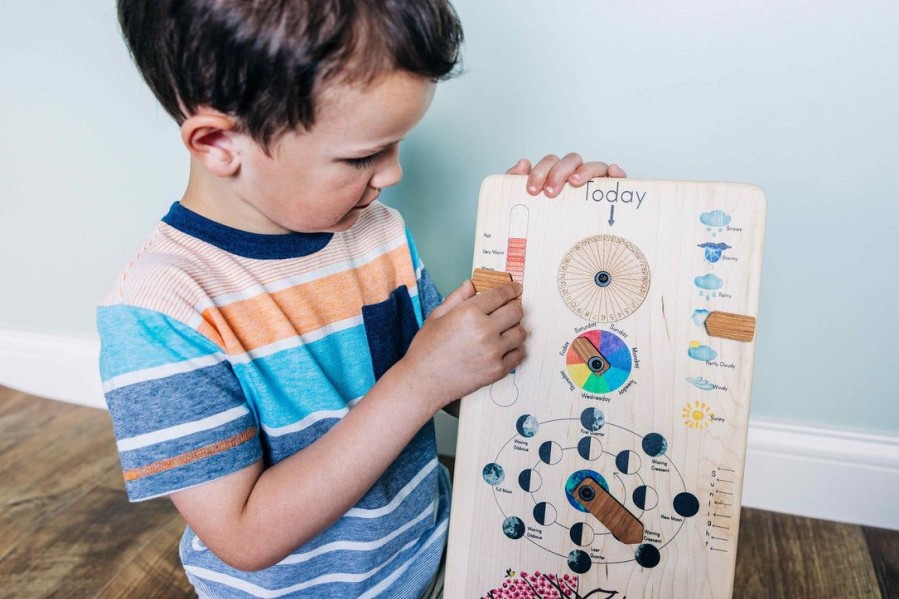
xmin=180 ymin=111 xmax=241 ymax=177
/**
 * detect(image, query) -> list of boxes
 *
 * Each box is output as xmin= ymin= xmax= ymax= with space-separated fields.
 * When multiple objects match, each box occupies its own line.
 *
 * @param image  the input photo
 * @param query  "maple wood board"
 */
xmin=446 ymin=175 xmax=766 ymax=598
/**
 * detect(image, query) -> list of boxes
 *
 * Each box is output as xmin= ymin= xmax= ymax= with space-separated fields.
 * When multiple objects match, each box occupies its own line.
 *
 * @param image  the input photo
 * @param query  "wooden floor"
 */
xmin=0 ymin=387 xmax=896 ymax=598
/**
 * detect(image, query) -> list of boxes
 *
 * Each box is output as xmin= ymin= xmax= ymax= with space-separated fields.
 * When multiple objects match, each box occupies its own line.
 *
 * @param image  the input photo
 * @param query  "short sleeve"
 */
xmin=98 ymin=304 xmax=262 ymax=501
xmin=405 ymin=227 xmax=443 ymax=319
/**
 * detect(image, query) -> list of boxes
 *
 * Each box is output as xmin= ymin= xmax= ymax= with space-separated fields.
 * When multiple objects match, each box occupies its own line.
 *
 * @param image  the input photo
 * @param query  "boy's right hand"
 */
xmin=402 ymin=280 xmax=525 ymax=410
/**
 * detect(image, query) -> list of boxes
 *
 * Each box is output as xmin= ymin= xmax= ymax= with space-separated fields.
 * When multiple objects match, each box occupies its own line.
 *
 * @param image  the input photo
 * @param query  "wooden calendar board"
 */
xmin=446 ymin=176 xmax=766 ymax=598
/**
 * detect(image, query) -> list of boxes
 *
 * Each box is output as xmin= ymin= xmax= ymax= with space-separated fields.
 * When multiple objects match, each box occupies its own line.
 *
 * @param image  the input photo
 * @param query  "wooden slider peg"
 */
xmin=705 ymin=311 xmax=757 ymax=342
xmin=570 ymin=337 xmax=610 ymax=376
xmin=471 ymin=268 xmax=513 ymax=293
xmin=574 ymin=478 xmax=644 ymax=545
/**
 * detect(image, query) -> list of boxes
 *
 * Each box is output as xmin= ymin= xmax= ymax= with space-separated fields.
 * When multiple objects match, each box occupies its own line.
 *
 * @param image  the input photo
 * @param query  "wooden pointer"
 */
xmin=471 ymin=268 xmax=513 ymax=292
xmin=574 ymin=477 xmax=644 ymax=545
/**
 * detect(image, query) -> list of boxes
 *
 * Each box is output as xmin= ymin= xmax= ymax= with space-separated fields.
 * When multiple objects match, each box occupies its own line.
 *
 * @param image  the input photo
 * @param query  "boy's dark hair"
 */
xmin=118 ymin=0 xmax=463 ymax=149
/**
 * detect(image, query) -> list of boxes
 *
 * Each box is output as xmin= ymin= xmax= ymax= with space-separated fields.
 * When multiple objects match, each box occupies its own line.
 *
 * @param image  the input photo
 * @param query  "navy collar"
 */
xmin=162 ymin=202 xmax=333 ymax=260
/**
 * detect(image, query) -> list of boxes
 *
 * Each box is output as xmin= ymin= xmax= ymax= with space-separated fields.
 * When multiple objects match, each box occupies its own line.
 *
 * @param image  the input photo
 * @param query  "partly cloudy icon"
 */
xmin=688 ymin=341 xmax=717 ymax=361
xmin=692 ymin=309 xmax=710 ymax=327
xmin=698 ymin=241 xmax=732 ymax=263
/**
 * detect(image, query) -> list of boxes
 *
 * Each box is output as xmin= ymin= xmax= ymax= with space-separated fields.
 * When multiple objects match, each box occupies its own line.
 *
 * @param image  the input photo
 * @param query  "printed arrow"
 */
xmin=608 ymin=205 xmax=616 ymax=226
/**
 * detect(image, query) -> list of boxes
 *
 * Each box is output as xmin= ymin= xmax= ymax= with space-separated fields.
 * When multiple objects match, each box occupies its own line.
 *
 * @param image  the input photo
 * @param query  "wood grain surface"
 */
xmin=447 ymin=176 xmax=768 ymax=598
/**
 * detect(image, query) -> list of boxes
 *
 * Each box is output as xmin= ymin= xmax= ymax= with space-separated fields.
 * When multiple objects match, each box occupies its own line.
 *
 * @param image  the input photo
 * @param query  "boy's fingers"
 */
xmin=489 ymin=300 xmax=525 ymax=334
xmin=501 ymin=347 xmax=525 ymax=371
xmin=430 ymin=280 xmax=475 ymax=319
xmin=607 ymin=163 xmax=627 ymax=177
xmin=500 ymin=324 xmax=527 ymax=352
xmin=506 ymin=158 xmax=531 ymax=175
xmin=569 ymin=161 xmax=627 ymax=186
xmin=526 ymin=155 xmax=560 ymax=195
xmin=544 ymin=152 xmax=583 ymax=197
xmin=471 ymin=282 xmax=522 ymax=313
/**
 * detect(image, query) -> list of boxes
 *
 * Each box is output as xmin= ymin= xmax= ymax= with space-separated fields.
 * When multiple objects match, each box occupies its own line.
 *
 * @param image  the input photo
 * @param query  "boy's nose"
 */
xmin=370 ymin=147 xmax=403 ymax=189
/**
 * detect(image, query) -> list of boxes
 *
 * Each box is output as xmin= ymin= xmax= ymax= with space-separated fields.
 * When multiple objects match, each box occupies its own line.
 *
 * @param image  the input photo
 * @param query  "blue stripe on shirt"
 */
xmin=98 ymin=305 xmax=221 ymax=381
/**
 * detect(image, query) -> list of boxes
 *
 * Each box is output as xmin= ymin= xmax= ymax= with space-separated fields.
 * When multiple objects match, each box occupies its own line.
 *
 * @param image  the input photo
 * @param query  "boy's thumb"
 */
xmin=428 ymin=280 xmax=475 ymax=319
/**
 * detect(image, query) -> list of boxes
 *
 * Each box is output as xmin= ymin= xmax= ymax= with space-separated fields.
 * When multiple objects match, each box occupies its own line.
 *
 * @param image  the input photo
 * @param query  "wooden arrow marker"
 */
xmin=574 ymin=477 xmax=644 ymax=545
xmin=705 ymin=311 xmax=757 ymax=342
xmin=471 ymin=268 xmax=513 ymax=292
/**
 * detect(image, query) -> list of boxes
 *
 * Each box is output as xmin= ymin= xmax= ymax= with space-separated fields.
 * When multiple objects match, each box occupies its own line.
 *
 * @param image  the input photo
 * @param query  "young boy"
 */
xmin=99 ymin=1 xmax=624 ymax=597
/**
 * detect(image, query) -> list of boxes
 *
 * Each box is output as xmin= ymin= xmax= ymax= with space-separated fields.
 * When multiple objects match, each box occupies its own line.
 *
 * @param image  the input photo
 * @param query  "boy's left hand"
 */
xmin=507 ymin=153 xmax=626 ymax=197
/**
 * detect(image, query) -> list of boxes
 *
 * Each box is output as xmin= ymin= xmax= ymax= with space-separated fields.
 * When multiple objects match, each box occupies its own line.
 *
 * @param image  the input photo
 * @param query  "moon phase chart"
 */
xmin=482 ymin=409 xmax=700 ymax=573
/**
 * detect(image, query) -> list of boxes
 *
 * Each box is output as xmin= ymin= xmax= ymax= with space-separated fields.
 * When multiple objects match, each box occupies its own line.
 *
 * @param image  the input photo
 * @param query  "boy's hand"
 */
xmin=507 ymin=153 xmax=626 ymax=198
xmin=403 ymin=280 xmax=525 ymax=410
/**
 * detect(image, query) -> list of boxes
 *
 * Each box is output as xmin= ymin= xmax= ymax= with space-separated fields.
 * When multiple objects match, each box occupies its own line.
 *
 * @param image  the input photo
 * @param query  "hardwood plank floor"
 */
xmin=0 ymin=386 xmax=896 ymax=598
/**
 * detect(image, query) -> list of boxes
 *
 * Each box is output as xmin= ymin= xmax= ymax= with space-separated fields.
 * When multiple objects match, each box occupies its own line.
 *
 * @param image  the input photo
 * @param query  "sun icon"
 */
xmin=682 ymin=401 xmax=713 ymax=429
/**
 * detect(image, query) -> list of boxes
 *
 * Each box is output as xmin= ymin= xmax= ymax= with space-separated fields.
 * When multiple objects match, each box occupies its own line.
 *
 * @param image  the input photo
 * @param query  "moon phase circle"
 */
xmin=577 ymin=436 xmax=603 ymax=461
xmin=616 ymin=450 xmax=642 ymax=475
xmin=482 ymin=463 xmax=504 ymax=485
xmin=518 ymin=468 xmax=543 ymax=492
xmin=567 ymin=549 xmax=592 ymax=574
xmin=516 ymin=414 xmax=540 ymax=438
xmin=635 ymin=543 xmax=661 ymax=568
xmin=569 ymin=522 xmax=596 ymax=547
xmin=538 ymin=440 xmax=564 ymax=465
xmin=633 ymin=485 xmax=659 ymax=511
xmin=533 ymin=501 xmax=558 ymax=526
xmin=558 ymin=235 xmax=651 ymax=322
xmin=502 ymin=516 xmax=525 ymax=540
xmin=579 ymin=407 xmax=605 ymax=432
xmin=673 ymin=492 xmax=700 ymax=518
xmin=641 ymin=433 xmax=668 ymax=457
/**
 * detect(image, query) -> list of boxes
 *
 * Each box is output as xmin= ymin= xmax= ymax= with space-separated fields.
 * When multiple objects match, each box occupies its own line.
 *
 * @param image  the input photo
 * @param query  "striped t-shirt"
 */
xmin=97 ymin=201 xmax=450 ymax=598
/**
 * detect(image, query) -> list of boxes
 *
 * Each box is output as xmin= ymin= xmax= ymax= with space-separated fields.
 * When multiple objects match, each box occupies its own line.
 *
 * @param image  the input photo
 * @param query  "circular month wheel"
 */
xmin=558 ymin=235 xmax=650 ymax=322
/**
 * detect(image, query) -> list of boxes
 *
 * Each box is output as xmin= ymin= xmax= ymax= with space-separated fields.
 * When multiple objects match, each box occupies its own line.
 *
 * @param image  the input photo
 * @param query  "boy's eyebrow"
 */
xmin=346 ymin=138 xmax=403 ymax=156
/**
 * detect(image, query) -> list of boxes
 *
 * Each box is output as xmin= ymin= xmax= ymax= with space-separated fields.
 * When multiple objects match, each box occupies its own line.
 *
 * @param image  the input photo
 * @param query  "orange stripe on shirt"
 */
xmin=123 ymin=427 xmax=257 ymax=482
xmin=198 ymin=245 xmax=418 ymax=354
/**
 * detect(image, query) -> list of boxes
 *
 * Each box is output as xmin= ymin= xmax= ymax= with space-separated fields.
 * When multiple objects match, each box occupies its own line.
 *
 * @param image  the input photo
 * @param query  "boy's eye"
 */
xmin=345 ymin=154 xmax=377 ymax=169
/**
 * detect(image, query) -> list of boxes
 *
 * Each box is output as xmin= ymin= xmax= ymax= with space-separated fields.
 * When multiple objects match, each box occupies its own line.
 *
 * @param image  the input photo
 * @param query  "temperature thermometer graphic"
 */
xmin=490 ymin=204 xmax=529 ymax=407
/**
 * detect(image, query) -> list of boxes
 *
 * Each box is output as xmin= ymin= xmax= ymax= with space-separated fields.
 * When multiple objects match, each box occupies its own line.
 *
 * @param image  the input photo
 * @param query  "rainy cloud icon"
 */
xmin=698 ymin=241 xmax=731 ymax=263
xmin=700 ymin=210 xmax=731 ymax=236
xmin=694 ymin=274 xmax=723 ymax=300
xmin=688 ymin=341 xmax=717 ymax=362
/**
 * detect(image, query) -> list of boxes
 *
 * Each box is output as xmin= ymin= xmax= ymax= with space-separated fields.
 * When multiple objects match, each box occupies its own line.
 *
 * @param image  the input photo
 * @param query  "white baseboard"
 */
xmin=2 ymin=328 xmax=897 ymax=530
xmin=743 ymin=420 xmax=899 ymax=530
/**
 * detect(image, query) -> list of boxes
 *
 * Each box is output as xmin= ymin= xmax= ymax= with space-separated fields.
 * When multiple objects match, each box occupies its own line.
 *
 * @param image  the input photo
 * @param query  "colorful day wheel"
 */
xmin=566 ymin=329 xmax=632 ymax=394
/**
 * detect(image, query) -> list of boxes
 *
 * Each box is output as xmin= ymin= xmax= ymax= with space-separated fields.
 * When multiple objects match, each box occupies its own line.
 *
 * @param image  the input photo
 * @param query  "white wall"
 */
xmin=0 ymin=3 xmax=187 ymax=335
xmin=1 ymin=1 xmax=897 ymax=444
